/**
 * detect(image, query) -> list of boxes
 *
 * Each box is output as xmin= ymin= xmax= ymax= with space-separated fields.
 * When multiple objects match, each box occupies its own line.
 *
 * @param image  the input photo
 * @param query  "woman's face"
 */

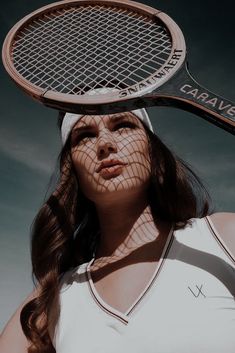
xmin=70 ymin=112 xmax=151 ymax=204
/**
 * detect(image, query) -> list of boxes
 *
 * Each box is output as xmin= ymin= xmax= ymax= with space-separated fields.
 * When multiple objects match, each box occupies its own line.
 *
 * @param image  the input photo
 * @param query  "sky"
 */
xmin=0 ymin=0 xmax=235 ymax=331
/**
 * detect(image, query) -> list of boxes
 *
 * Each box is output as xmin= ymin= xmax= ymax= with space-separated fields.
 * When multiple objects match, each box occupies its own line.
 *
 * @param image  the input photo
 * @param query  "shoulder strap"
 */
xmin=205 ymin=216 xmax=235 ymax=265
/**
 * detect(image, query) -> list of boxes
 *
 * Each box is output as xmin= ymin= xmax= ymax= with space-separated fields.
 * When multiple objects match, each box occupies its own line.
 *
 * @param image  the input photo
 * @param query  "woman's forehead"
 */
xmin=73 ymin=112 xmax=142 ymax=129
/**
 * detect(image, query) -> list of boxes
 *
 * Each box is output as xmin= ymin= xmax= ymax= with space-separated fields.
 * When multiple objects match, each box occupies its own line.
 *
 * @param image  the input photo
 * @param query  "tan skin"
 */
xmin=1 ymin=112 xmax=235 ymax=352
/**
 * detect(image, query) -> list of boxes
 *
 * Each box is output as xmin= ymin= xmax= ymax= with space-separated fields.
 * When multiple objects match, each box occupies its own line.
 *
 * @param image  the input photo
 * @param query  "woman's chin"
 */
xmin=86 ymin=177 xmax=149 ymax=205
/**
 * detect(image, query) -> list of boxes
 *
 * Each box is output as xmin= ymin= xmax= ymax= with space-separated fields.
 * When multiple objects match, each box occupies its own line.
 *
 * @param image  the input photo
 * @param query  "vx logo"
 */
xmin=188 ymin=284 xmax=206 ymax=298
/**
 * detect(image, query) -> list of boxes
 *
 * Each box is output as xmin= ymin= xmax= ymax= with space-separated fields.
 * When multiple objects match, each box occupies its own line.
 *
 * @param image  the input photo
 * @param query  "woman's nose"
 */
xmin=97 ymin=132 xmax=117 ymax=158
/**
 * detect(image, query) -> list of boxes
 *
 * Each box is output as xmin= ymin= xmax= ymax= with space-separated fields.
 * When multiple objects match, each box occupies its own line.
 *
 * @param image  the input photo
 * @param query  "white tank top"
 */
xmin=54 ymin=217 xmax=235 ymax=353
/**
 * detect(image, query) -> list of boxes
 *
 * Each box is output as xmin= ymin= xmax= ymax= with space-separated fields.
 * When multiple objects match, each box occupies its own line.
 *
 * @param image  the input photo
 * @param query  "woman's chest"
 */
xmin=56 ymin=259 xmax=235 ymax=353
xmin=90 ymin=260 xmax=160 ymax=315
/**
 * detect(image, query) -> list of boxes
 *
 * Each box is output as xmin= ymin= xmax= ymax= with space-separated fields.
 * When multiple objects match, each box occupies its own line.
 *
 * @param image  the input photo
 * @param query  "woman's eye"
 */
xmin=74 ymin=132 xmax=96 ymax=144
xmin=114 ymin=122 xmax=136 ymax=132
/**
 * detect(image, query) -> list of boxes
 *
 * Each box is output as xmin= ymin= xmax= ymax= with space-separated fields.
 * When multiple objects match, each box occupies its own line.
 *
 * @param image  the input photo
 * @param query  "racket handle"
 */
xmin=152 ymin=63 xmax=235 ymax=135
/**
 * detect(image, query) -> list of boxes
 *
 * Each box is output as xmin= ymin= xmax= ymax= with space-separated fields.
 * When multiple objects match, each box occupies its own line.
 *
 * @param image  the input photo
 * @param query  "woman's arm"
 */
xmin=0 ymin=290 xmax=37 ymax=353
xmin=209 ymin=212 xmax=235 ymax=260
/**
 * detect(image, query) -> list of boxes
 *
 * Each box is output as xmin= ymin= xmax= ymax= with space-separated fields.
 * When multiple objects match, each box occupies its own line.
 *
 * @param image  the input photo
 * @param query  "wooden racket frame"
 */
xmin=2 ymin=0 xmax=186 ymax=110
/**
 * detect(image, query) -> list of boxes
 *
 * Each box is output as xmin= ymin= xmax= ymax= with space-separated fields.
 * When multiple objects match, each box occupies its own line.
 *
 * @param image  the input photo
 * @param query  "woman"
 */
xmin=1 ymin=108 xmax=235 ymax=353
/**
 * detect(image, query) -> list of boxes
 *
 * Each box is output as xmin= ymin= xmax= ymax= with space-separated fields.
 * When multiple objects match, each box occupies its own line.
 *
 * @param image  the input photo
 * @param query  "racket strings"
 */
xmin=15 ymin=7 xmax=169 ymax=87
xmin=14 ymin=9 xmax=168 ymax=89
xmin=12 ymin=4 xmax=172 ymax=95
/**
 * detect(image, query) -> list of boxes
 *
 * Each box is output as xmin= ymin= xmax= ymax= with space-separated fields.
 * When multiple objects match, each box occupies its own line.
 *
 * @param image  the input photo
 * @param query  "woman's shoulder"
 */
xmin=209 ymin=212 xmax=235 ymax=236
xmin=207 ymin=212 xmax=235 ymax=259
xmin=0 ymin=288 xmax=38 ymax=353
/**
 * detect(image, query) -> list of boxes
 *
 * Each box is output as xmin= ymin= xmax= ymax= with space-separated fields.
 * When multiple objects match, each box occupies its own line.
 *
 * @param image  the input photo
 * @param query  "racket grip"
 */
xmin=153 ymin=64 xmax=235 ymax=135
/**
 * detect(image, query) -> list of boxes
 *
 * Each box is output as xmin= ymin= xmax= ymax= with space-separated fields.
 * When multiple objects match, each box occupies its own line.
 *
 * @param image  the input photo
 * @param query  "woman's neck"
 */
xmin=94 ymin=196 xmax=167 ymax=260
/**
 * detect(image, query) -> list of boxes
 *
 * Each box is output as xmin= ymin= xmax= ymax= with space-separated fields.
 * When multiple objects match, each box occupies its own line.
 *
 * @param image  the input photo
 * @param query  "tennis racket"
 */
xmin=2 ymin=0 xmax=235 ymax=134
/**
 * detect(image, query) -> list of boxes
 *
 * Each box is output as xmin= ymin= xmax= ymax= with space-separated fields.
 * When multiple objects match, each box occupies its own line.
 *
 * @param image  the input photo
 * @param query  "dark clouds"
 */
xmin=0 ymin=0 xmax=235 ymax=329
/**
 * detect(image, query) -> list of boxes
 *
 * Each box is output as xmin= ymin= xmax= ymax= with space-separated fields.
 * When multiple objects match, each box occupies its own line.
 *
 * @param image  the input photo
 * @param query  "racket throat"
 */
xmin=151 ymin=63 xmax=235 ymax=134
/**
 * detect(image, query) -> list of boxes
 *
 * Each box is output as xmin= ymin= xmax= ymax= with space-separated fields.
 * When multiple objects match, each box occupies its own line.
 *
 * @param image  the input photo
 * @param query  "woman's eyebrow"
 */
xmin=71 ymin=114 xmax=136 ymax=135
xmin=72 ymin=125 xmax=94 ymax=134
xmin=110 ymin=114 xmax=133 ymax=124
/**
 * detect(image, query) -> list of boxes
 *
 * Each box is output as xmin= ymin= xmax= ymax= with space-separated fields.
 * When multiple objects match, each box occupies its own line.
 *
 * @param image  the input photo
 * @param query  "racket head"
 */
xmin=2 ymin=0 xmax=186 ymax=114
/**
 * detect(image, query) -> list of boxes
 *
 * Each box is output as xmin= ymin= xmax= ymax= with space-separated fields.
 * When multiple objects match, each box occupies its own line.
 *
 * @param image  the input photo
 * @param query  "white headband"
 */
xmin=60 ymin=88 xmax=153 ymax=145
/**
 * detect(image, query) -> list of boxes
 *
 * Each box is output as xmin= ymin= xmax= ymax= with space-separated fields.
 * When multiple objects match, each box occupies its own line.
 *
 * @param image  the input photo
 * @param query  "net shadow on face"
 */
xmin=55 ymin=112 xmax=164 ymax=268
xmin=69 ymin=112 xmax=152 ymax=203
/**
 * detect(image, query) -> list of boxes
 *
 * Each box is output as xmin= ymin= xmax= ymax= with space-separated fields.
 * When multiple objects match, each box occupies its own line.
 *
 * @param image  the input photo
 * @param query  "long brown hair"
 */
xmin=20 ymin=115 xmax=212 ymax=352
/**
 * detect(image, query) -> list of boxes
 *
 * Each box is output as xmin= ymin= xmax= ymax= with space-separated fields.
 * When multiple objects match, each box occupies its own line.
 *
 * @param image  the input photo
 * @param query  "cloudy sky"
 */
xmin=0 ymin=0 xmax=235 ymax=331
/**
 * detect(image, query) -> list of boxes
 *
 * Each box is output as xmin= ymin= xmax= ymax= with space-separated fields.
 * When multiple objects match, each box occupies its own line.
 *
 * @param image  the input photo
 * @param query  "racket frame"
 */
xmin=3 ymin=0 xmax=234 ymax=134
xmin=2 ymin=0 xmax=186 ymax=109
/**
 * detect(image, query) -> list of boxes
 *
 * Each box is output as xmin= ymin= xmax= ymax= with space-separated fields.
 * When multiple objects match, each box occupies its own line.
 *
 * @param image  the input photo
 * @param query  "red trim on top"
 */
xmin=86 ymin=262 xmax=129 ymax=324
xmin=127 ymin=230 xmax=174 ymax=315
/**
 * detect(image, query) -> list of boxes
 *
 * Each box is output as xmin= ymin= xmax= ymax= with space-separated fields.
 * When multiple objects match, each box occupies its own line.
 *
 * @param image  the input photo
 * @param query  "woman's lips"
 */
xmin=99 ymin=164 xmax=125 ymax=178
xmin=96 ymin=160 xmax=127 ymax=173
xmin=96 ymin=161 xmax=127 ymax=179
